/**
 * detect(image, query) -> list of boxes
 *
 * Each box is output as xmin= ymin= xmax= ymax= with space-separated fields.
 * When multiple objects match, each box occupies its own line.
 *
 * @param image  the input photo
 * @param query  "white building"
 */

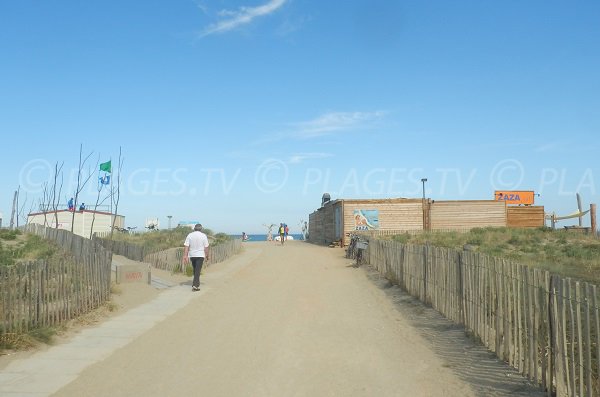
xmin=27 ymin=209 xmax=125 ymax=238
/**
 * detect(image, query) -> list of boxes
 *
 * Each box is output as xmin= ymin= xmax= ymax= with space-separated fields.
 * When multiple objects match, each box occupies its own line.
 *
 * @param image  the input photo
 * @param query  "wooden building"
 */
xmin=308 ymin=196 xmax=545 ymax=246
xmin=506 ymin=206 xmax=545 ymax=228
xmin=27 ymin=209 xmax=125 ymax=239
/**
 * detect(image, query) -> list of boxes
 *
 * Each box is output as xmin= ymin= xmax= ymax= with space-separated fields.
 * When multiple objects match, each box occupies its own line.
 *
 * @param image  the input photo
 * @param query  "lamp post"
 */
xmin=167 ymin=215 xmax=173 ymax=230
xmin=421 ymin=178 xmax=428 ymax=231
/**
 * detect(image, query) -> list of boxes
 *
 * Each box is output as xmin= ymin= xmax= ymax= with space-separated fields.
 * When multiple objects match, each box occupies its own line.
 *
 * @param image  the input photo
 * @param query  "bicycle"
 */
xmin=345 ymin=233 xmax=359 ymax=259
xmin=355 ymin=239 xmax=369 ymax=267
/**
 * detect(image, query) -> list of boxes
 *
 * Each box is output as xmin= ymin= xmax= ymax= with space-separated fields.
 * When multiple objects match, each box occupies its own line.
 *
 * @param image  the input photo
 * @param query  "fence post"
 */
xmin=548 ymin=274 xmax=558 ymax=396
xmin=423 ymin=244 xmax=428 ymax=304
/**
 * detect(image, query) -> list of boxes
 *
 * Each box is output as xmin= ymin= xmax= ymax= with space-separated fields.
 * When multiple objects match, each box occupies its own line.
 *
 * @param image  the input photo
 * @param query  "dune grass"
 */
xmin=108 ymin=226 xmax=231 ymax=252
xmin=389 ymin=227 xmax=600 ymax=284
xmin=0 ymin=230 xmax=61 ymax=266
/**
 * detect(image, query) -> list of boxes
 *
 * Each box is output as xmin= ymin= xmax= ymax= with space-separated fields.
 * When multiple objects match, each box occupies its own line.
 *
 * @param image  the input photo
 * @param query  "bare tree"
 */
xmin=89 ymin=174 xmax=113 ymax=239
xmin=16 ymin=186 xmax=33 ymax=227
xmin=23 ymin=193 xmax=36 ymax=226
xmin=70 ymin=144 xmax=97 ymax=233
xmin=40 ymin=181 xmax=50 ymax=227
xmin=51 ymin=162 xmax=65 ymax=228
xmin=35 ymin=161 xmax=64 ymax=228
xmin=110 ymin=147 xmax=124 ymax=239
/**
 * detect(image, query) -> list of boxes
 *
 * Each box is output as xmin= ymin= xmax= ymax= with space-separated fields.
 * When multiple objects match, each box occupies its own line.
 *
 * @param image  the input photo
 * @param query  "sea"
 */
xmin=230 ymin=233 xmax=305 ymax=242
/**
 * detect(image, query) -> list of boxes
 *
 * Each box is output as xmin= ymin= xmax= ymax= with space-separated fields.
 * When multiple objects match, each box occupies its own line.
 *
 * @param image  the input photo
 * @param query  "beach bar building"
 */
xmin=308 ymin=194 xmax=544 ymax=246
xmin=27 ymin=209 xmax=125 ymax=238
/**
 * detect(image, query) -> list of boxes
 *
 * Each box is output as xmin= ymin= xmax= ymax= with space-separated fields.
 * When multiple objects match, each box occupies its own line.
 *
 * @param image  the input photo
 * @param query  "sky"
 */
xmin=1 ymin=0 xmax=599 ymax=234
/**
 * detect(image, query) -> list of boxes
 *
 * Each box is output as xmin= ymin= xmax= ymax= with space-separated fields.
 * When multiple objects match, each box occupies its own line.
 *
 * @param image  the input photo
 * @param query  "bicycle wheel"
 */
xmin=356 ymin=250 xmax=362 ymax=267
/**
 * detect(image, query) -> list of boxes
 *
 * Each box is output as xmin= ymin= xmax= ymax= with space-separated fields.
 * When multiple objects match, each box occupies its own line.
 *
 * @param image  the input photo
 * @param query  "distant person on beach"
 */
xmin=67 ymin=197 xmax=74 ymax=211
xmin=242 ymin=232 xmax=249 ymax=241
xmin=79 ymin=203 xmax=85 ymax=211
xmin=284 ymin=224 xmax=289 ymax=240
xmin=183 ymin=223 xmax=210 ymax=292
xmin=278 ymin=223 xmax=285 ymax=245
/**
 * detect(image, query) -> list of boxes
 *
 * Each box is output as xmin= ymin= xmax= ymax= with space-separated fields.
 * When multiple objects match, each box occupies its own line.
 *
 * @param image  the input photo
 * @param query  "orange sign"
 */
xmin=494 ymin=191 xmax=535 ymax=205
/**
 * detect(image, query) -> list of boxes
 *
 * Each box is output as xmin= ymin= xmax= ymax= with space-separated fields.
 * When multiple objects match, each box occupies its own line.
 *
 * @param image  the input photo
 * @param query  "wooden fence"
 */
xmin=94 ymin=233 xmax=243 ymax=273
xmin=366 ymin=239 xmax=600 ymax=396
xmin=94 ymin=237 xmax=149 ymax=262
xmin=1 ymin=225 xmax=112 ymax=334
xmin=144 ymin=239 xmax=242 ymax=272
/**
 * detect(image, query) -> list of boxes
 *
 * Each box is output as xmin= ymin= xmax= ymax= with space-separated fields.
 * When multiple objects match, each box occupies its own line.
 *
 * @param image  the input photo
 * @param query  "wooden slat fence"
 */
xmin=94 ymin=238 xmax=148 ymax=262
xmin=367 ymin=238 xmax=600 ymax=397
xmin=143 ymin=239 xmax=242 ymax=272
xmin=1 ymin=225 xmax=112 ymax=335
xmin=94 ymin=233 xmax=243 ymax=273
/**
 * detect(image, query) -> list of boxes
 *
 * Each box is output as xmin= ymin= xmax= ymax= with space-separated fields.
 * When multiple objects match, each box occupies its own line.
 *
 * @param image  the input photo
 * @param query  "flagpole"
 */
xmin=109 ymin=157 xmax=113 ymax=216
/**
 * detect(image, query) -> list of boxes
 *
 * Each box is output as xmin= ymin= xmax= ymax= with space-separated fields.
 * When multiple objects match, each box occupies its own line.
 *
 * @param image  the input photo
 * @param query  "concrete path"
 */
xmin=0 ymin=242 xmax=545 ymax=396
xmin=0 ymin=247 xmax=262 ymax=397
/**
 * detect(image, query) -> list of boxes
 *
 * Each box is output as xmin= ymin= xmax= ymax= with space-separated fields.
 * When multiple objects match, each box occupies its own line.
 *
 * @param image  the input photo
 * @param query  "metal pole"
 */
xmin=421 ymin=178 xmax=428 ymax=231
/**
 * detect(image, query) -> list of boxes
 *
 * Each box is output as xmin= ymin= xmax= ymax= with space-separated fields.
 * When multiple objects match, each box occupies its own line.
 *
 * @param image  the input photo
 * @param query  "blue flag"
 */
xmin=99 ymin=175 xmax=111 ymax=185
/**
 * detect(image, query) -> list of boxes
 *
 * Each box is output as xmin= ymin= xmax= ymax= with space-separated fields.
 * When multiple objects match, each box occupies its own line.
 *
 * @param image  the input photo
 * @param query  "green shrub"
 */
xmin=108 ymin=226 xmax=230 ymax=252
xmin=392 ymin=233 xmax=411 ymax=244
xmin=466 ymin=235 xmax=484 ymax=246
xmin=0 ymin=229 xmax=21 ymax=241
xmin=28 ymin=327 xmax=56 ymax=344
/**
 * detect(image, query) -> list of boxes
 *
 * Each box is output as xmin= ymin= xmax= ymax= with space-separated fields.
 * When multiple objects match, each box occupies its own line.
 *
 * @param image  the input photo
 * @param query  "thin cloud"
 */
xmin=200 ymin=0 xmax=287 ymax=37
xmin=288 ymin=152 xmax=333 ymax=164
xmin=534 ymin=142 xmax=560 ymax=153
xmin=292 ymin=111 xmax=387 ymax=139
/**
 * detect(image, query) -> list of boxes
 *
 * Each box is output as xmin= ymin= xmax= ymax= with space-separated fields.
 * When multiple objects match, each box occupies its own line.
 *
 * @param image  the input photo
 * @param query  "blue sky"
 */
xmin=1 ymin=0 xmax=599 ymax=234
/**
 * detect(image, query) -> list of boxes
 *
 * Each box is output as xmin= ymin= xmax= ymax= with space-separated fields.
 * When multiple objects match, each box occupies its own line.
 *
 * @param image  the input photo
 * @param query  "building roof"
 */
xmin=28 ymin=209 xmax=122 ymax=217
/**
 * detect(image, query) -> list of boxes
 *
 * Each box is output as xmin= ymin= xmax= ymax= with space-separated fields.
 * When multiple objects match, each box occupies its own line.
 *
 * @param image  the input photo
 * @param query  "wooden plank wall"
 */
xmin=366 ymin=239 xmax=600 ymax=396
xmin=342 ymin=199 xmax=423 ymax=245
xmin=308 ymin=202 xmax=336 ymax=245
xmin=507 ymin=206 xmax=545 ymax=228
xmin=430 ymin=200 xmax=507 ymax=230
xmin=310 ymin=199 xmax=541 ymax=246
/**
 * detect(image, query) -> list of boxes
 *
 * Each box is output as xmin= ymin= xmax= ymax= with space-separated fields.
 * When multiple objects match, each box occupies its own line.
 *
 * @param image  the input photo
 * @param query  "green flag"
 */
xmin=99 ymin=160 xmax=112 ymax=173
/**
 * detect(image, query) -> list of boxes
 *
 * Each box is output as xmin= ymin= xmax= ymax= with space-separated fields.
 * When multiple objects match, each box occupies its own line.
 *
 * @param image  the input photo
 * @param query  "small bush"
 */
xmin=28 ymin=327 xmax=56 ymax=345
xmin=0 ymin=229 xmax=21 ymax=241
xmin=392 ymin=233 xmax=411 ymax=244
xmin=466 ymin=235 xmax=484 ymax=246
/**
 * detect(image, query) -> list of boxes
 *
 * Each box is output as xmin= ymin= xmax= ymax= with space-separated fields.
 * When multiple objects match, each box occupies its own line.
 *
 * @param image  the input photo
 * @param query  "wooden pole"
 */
xmin=10 ymin=190 xmax=18 ymax=229
xmin=590 ymin=204 xmax=596 ymax=236
xmin=577 ymin=193 xmax=583 ymax=227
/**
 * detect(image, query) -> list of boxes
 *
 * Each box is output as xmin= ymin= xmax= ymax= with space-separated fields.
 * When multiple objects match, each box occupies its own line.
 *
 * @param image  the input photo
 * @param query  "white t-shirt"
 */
xmin=184 ymin=231 xmax=210 ymax=258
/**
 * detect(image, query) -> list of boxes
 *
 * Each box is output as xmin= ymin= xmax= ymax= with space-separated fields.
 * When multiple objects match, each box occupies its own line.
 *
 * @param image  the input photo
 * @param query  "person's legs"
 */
xmin=190 ymin=257 xmax=205 ymax=289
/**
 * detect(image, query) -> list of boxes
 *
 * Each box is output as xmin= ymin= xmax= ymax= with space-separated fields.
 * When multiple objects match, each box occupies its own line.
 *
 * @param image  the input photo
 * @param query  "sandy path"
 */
xmin=52 ymin=241 xmax=542 ymax=397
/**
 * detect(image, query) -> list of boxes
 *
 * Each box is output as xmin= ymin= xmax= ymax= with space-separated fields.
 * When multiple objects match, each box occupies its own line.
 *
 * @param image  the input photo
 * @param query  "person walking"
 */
xmin=278 ymin=223 xmax=285 ymax=245
xmin=183 ymin=224 xmax=210 ymax=291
